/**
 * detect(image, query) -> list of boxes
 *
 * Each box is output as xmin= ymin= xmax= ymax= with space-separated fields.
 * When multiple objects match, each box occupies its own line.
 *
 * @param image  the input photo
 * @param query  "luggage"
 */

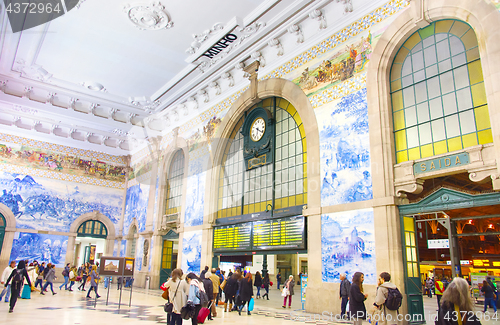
xmin=248 ymin=298 xmax=254 ymax=311
xmin=21 ymin=284 xmax=31 ymax=299
xmin=197 ymin=305 xmax=211 ymax=324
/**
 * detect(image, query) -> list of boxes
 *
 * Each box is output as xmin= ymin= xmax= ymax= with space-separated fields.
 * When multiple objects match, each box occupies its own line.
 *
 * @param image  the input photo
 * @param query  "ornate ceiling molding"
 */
xmin=186 ymin=23 xmax=224 ymax=54
xmin=13 ymin=59 xmax=53 ymax=82
xmin=123 ymin=2 xmax=174 ymax=31
xmin=287 ymin=24 xmax=304 ymax=43
xmin=336 ymin=0 xmax=354 ymax=14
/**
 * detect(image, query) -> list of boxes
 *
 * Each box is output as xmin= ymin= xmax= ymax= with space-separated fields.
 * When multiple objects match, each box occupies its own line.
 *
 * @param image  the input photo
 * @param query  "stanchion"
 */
xmin=118 ymin=280 xmax=123 ymax=310
xmin=106 ymin=277 xmax=111 ymax=306
xmin=129 ymin=281 xmax=133 ymax=307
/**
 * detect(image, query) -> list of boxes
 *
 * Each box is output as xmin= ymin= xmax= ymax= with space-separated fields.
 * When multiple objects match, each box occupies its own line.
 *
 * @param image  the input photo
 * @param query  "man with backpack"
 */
xmin=59 ymin=263 xmax=70 ymax=290
xmin=0 ymin=261 xmax=16 ymax=303
xmin=4 ymin=260 xmax=31 ymax=313
xmin=372 ymin=272 xmax=402 ymax=325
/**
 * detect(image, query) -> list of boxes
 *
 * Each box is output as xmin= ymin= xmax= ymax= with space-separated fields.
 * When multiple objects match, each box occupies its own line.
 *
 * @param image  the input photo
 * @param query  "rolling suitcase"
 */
xmin=197 ymin=302 xmax=212 ymax=324
xmin=21 ymin=284 xmax=31 ymax=299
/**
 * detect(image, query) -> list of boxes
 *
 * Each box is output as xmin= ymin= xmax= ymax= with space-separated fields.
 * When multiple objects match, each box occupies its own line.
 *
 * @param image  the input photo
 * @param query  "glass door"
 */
xmin=159 ymin=240 xmax=173 ymax=287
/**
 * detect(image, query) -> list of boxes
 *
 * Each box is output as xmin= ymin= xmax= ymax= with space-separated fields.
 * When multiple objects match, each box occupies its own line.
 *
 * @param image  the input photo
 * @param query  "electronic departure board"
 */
xmin=253 ymin=216 xmax=305 ymax=250
xmin=213 ymin=216 xmax=306 ymax=252
xmin=213 ymin=222 xmax=252 ymax=252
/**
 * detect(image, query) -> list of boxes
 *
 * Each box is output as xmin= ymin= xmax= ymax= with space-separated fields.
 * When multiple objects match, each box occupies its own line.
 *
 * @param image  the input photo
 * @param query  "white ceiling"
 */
xmin=0 ymin=0 xmax=382 ymax=156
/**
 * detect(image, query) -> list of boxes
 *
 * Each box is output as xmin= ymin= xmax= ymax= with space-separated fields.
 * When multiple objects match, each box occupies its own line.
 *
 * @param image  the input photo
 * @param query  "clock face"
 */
xmin=250 ymin=117 xmax=266 ymax=142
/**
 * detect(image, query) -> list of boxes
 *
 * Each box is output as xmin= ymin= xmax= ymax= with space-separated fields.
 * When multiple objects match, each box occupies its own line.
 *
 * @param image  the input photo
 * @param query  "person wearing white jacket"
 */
xmin=0 ymin=261 xmax=16 ymax=302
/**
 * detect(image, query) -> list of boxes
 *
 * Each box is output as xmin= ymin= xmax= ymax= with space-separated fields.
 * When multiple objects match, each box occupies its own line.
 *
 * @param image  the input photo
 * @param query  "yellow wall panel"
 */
xmin=397 ymin=150 xmax=408 ymax=163
xmin=391 ymin=79 xmax=402 ymax=92
xmin=466 ymin=48 xmax=480 ymax=62
xmin=474 ymin=105 xmax=491 ymax=130
xmin=468 ymin=60 xmax=484 ymax=85
xmin=447 ymin=137 xmax=462 ymax=152
xmin=392 ymin=91 xmax=404 ymax=112
xmin=395 ymin=130 xmax=407 ymax=150
xmin=394 ymin=110 xmax=405 ymax=131
xmin=462 ymin=133 xmax=478 ymax=148
xmin=408 ymin=147 xmax=420 ymax=161
xmin=403 ymin=33 xmax=422 ymax=51
xmin=420 ymin=144 xmax=434 ymax=158
xmin=391 ymin=64 xmax=402 ymax=82
xmin=434 ymin=140 xmax=448 ymax=155
xmin=435 ymin=20 xmax=453 ymax=34
xmin=471 ymin=82 xmax=487 ymax=107
xmin=461 ymin=29 xmax=478 ymax=50
xmin=478 ymin=129 xmax=493 ymax=145
xmin=394 ymin=47 xmax=410 ymax=64
xmin=449 ymin=21 xmax=469 ymax=38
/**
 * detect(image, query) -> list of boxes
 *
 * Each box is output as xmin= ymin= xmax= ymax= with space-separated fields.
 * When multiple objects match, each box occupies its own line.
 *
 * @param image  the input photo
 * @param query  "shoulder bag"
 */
xmin=164 ymin=281 xmax=180 ymax=314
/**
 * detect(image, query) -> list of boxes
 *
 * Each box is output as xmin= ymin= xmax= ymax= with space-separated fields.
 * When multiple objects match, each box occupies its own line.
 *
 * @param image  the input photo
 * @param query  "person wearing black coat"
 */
xmin=254 ymin=272 xmax=263 ymax=299
xmin=238 ymin=273 xmax=254 ymax=316
xmin=200 ymin=273 xmax=214 ymax=320
xmin=4 ymin=260 xmax=31 ymax=313
xmin=262 ymin=273 xmax=270 ymax=300
xmin=349 ymin=272 xmax=367 ymax=325
xmin=224 ymin=274 xmax=238 ymax=312
xmin=481 ymin=280 xmax=497 ymax=313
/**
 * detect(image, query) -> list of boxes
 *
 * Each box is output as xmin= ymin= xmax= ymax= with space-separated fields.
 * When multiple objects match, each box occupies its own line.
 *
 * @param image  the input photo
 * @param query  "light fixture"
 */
xmin=468 ymin=220 xmax=472 ymax=224
xmin=265 ymin=204 xmax=273 ymax=212
xmin=489 ymin=224 xmax=494 ymax=229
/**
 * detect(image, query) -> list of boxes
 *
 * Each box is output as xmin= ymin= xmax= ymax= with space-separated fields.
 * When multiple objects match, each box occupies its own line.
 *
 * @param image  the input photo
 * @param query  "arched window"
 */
xmin=391 ymin=20 xmax=491 ymax=163
xmin=217 ymin=97 xmax=307 ymax=218
xmin=165 ymin=149 xmax=185 ymax=216
xmin=77 ymin=220 xmax=108 ymax=238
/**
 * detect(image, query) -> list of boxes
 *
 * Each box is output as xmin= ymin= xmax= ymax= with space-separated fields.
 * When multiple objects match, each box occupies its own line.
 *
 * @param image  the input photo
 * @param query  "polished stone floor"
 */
xmin=0 ymin=284 xmax=498 ymax=325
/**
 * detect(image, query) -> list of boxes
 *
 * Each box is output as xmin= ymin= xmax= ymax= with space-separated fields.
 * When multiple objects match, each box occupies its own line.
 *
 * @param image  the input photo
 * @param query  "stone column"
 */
xmin=64 ymin=233 xmax=77 ymax=265
xmin=0 ymin=228 xmax=15 ymax=269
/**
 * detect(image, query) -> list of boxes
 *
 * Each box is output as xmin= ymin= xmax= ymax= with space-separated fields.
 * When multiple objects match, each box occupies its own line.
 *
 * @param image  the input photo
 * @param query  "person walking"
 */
xmin=349 ymin=272 xmax=367 ymax=325
xmin=186 ymin=273 xmax=204 ymax=325
xmin=425 ymin=277 xmax=433 ymax=298
xmin=481 ymin=280 xmax=497 ymax=313
xmin=282 ymin=275 xmax=295 ymax=309
xmin=372 ymin=272 xmax=401 ymax=325
xmin=68 ymin=265 xmax=78 ymax=291
xmin=86 ymin=265 xmax=101 ymax=298
xmin=208 ymin=268 xmax=220 ymax=317
xmin=435 ymin=277 xmax=445 ymax=307
xmin=223 ymin=272 xmax=238 ymax=312
xmin=262 ymin=273 xmax=270 ymax=300
xmin=4 ymin=260 xmax=31 ymax=313
xmin=59 ymin=263 xmax=70 ymax=291
xmin=277 ymin=272 xmax=282 ymax=290
xmin=237 ymin=272 xmax=253 ymax=316
xmin=0 ymin=261 xmax=16 ymax=303
xmin=487 ymin=276 xmax=498 ymax=308
xmin=254 ymin=271 xmax=262 ymax=299
xmin=163 ymin=269 xmax=188 ymax=325
xmin=201 ymin=270 xmax=214 ymax=320
xmin=436 ymin=277 xmax=481 ymax=325
xmin=41 ymin=264 xmax=57 ymax=295
xmin=339 ymin=273 xmax=351 ymax=319
xmin=78 ymin=263 xmax=89 ymax=291
xmin=34 ymin=262 xmax=45 ymax=290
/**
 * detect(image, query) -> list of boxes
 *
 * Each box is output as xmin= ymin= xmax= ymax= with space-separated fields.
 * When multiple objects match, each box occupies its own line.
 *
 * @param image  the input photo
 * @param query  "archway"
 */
xmin=69 ymin=211 xmax=116 ymax=266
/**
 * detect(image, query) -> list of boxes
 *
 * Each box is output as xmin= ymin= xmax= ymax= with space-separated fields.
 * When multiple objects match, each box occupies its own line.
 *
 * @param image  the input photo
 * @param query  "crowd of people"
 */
xmin=0 ymin=259 xmax=105 ymax=313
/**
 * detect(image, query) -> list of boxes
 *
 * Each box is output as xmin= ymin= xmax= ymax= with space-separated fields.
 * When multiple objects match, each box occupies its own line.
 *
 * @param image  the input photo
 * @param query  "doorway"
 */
xmin=75 ymin=220 xmax=108 ymax=266
xmin=159 ymin=230 xmax=179 ymax=287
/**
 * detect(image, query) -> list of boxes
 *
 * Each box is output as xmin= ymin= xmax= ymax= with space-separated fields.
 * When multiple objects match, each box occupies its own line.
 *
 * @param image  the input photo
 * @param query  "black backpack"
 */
xmin=385 ymin=287 xmax=403 ymax=310
xmin=198 ymin=288 xmax=209 ymax=308
xmin=11 ymin=269 xmax=24 ymax=290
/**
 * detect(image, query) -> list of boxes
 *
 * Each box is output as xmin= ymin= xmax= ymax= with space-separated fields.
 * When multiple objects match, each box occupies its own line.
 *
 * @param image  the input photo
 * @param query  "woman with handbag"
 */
xmin=86 ymin=265 xmax=101 ymax=299
xmin=164 ymin=269 xmax=188 ymax=325
xmin=262 ymin=273 xmax=270 ymax=300
xmin=282 ymin=275 xmax=295 ymax=308
xmin=186 ymin=273 xmax=205 ymax=325
xmin=237 ymin=273 xmax=254 ymax=316
xmin=254 ymin=272 xmax=263 ymax=299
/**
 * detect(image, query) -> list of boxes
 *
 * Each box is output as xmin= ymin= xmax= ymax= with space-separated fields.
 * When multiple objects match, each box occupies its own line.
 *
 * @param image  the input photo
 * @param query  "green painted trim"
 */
xmin=162 ymin=229 xmax=179 ymax=240
xmin=418 ymin=24 xmax=435 ymax=40
xmin=399 ymin=188 xmax=500 ymax=215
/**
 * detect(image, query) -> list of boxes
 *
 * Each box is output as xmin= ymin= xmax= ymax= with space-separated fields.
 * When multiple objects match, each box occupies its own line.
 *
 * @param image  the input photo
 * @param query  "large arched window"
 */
xmin=77 ymin=220 xmax=108 ymax=238
xmin=217 ymin=97 xmax=307 ymax=218
xmin=165 ymin=149 xmax=185 ymax=216
xmin=391 ymin=20 xmax=491 ymax=163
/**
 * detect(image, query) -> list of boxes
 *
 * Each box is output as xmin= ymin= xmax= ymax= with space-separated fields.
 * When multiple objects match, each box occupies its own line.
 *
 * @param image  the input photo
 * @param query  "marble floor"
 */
xmin=0 ymin=284 xmax=498 ymax=325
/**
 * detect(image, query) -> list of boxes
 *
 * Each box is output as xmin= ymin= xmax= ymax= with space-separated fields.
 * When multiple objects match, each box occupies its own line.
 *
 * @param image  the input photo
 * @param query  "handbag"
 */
xmin=162 ymin=290 xmax=169 ymax=300
xmin=164 ymin=281 xmax=180 ymax=313
xmin=281 ymin=287 xmax=288 ymax=297
xmin=220 ymin=279 xmax=227 ymax=290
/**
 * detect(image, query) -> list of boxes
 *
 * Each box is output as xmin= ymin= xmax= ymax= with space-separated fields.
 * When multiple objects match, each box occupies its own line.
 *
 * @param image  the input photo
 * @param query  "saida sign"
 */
xmin=3 ymin=0 xmax=80 ymax=33
xmin=414 ymin=153 xmax=469 ymax=175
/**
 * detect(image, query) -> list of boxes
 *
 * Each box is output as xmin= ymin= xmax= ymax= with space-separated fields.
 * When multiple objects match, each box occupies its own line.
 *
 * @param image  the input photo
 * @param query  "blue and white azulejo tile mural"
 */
xmin=0 ymin=171 xmax=122 ymax=232
xmin=152 ymin=176 xmax=159 ymax=231
xmin=321 ymin=208 xmax=376 ymax=285
xmin=316 ymin=88 xmax=372 ymax=206
xmin=181 ymin=230 xmax=202 ymax=274
xmin=123 ymin=183 xmax=150 ymax=235
xmin=184 ymin=154 xmax=209 ymax=227
xmin=135 ymin=236 xmax=144 ymax=272
xmin=10 ymin=232 xmax=68 ymax=267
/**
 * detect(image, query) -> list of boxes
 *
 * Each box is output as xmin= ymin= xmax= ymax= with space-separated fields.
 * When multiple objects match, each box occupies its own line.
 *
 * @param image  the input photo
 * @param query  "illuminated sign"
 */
xmin=428 ymin=239 xmax=449 ymax=249
xmin=213 ymin=216 xmax=306 ymax=252
xmin=213 ymin=223 xmax=252 ymax=252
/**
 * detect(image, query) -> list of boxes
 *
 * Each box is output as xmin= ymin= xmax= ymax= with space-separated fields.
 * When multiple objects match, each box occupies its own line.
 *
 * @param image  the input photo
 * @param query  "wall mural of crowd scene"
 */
xmin=0 ymin=143 xmax=127 ymax=182
xmin=0 ymin=171 xmax=123 ymax=232
xmin=10 ymin=232 xmax=68 ymax=267
xmin=321 ymin=208 xmax=376 ymax=284
xmin=317 ymin=88 xmax=372 ymax=206
xmin=123 ymin=183 xmax=150 ymax=235
xmin=181 ymin=230 xmax=202 ymax=274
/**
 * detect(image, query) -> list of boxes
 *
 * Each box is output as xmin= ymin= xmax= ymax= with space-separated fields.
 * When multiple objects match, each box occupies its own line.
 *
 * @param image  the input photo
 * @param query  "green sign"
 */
xmin=413 ymin=153 xmax=469 ymax=174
